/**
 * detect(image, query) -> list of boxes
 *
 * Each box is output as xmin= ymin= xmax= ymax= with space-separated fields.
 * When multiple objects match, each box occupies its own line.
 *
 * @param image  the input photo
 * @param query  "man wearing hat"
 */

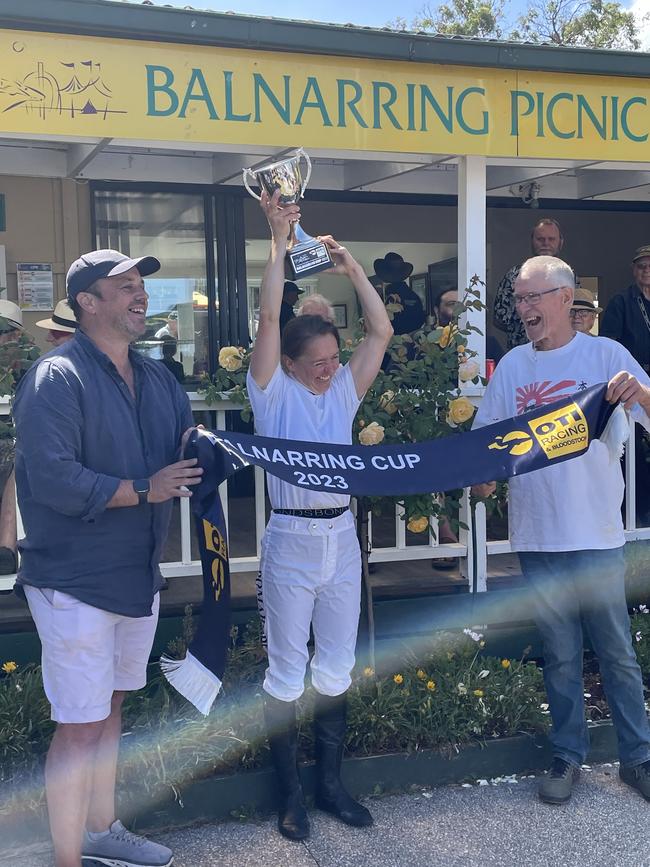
xmin=279 ymin=280 xmax=304 ymax=334
xmin=35 ymin=299 xmax=78 ymax=347
xmin=570 ymin=287 xmax=602 ymax=335
xmin=13 ymin=250 xmax=203 ymax=867
xmin=373 ymin=252 xmax=425 ymax=336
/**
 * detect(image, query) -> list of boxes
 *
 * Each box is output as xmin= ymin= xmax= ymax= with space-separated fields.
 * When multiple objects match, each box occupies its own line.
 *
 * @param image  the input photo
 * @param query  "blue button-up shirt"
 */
xmin=14 ymin=330 xmax=193 ymax=617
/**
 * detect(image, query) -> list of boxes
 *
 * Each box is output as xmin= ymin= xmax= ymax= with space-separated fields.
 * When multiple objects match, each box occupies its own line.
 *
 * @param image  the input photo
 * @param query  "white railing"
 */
xmin=2 ymin=392 xmax=648 ymax=595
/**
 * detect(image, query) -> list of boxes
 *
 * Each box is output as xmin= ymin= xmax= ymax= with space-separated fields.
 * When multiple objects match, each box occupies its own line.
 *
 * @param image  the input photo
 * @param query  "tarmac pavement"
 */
xmin=4 ymin=763 xmax=648 ymax=867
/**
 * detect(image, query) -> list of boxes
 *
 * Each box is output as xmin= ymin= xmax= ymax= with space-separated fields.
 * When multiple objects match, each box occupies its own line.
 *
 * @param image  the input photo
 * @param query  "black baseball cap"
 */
xmin=66 ymin=249 xmax=161 ymax=300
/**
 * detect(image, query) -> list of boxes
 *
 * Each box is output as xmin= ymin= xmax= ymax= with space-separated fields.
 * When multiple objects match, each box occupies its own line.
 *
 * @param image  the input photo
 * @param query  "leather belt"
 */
xmin=272 ymin=507 xmax=349 ymax=519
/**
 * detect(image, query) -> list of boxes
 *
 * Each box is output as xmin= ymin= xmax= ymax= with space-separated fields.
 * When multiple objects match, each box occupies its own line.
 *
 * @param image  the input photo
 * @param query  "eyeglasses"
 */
xmin=634 ymin=262 xmax=650 ymax=271
xmin=513 ymin=287 xmax=561 ymax=308
xmin=570 ymin=309 xmax=594 ymax=320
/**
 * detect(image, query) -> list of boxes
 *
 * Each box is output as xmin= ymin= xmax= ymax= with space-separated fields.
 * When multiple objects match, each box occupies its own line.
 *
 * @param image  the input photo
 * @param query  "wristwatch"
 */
xmin=133 ymin=478 xmax=150 ymax=505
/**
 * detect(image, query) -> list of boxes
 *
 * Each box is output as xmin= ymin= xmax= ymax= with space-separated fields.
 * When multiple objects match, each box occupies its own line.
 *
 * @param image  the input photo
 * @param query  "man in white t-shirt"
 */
xmin=474 ymin=255 xmax=650 ymax=806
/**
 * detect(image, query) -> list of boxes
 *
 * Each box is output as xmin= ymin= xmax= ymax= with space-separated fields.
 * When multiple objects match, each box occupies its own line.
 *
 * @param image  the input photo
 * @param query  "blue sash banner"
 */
xmin=189 ymin=383 xmax=616 ymax=498
xmin=163 ymin=383 xmax=620 ymax=713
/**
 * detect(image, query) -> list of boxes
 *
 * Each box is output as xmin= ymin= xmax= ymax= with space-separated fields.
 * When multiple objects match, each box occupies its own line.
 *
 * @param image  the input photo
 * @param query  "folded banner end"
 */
xmin=160 ymin=651 xmax=222 ymax=716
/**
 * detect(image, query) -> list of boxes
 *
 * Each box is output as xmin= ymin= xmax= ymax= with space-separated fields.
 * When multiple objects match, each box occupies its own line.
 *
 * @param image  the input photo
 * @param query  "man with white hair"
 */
xmin=473 ymin=255 xmax=650 ymax=806
xmin=296 ymin=293 xmax=335 ymax=322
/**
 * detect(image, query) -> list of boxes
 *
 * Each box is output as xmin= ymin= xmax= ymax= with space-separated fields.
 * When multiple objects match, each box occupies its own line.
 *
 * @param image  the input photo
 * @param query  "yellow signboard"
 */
xmin=0 ymin=28 xmax=648 ymax=161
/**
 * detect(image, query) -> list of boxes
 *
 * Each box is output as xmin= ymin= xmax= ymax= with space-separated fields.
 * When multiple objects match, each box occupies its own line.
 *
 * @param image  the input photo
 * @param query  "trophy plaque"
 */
xmin=243 ymin=148 xmax=332 ymax=279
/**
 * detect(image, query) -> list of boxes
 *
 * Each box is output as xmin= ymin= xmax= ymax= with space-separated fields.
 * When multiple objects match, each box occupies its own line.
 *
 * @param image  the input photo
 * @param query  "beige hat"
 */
xmin=571 ymin=287 xmax=602 ymax=314
xmin=0 ymin=300 xmax=23 ymax=330
xmin=632 ymin=245 xmax=650 ymax=263
xmin=36 ymin=299 xmax=78 ymax=334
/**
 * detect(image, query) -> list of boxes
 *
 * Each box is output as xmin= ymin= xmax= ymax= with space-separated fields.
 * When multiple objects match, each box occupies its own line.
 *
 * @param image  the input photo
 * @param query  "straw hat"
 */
xmin=571 ymin=287 xmax=602 ymax=314
xmin=36 ymin=299 xmax=78 ymax=333
xmin=0 ymin=300 xmax=23 ymax=330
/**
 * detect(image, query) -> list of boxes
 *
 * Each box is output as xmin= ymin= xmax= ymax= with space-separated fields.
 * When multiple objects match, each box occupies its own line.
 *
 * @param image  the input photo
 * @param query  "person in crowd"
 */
xmin=13 ymin=249 xmax=202 ymax=867
xmin=35 ymin=299 xmax=78 ymax=347
xmin=248 ymin=190 xmax=392 ymax=841
xmin=154 ymin=309 xmax=178 ymax=341
xmin=433 ymin=286 xmax=503 ymax=364
xmin=297 ymin=292 xmax=335 ymax=322
xmin=279 ymin=280 xmax=303 ymax=334
xmin=0 ymin=301 xmax=39 ymax=575
xmin=570 ymin=287 xmax=601 ymax=335
xmin=473 ymin=255 xmax=650 ymax=806
xmin=374 ymin=252 xmax=425 ymax=336
xmin=0 ymin=299 xmax=25 ymax=345
xmin=494 ymin=217 xmax=574 ymax=349
xmin=160 ymin=338 xmax=185 ymax=383
xmin=601 ymin=245 xmax=650 ymax=523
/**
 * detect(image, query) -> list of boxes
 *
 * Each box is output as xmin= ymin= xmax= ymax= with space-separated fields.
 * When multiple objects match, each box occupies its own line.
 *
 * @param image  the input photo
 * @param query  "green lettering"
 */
xmin=253 ymin=74 xmax=291 ymax=124
xmin=456 ymin=87 xmax=487 ymax=135
xmin=576 ymin=94 xmax=607 ymax=140
xmin=621 ymin=97 xmax=647 ymax=142
xmin=372 ymin=81 xmax=402 ymax=130
xmin=178 ymin=68 xmax=219 ymax=120
xmin=294 ymin=77 xmax=333 ymax=126
xmin=420 ymin=85 xmax=453 ymax=133
xmin=146 ymin=65 xmax=178 ymax=117
xmin=546 ymin=92 xmax=575 ymax=139
xmin=337 ymin=80 xmax=368 ymax=128
xmin=510 ymin=90 xmax=534 ymax=136
xmin=224 ymin=71 xmax=251 ymax=122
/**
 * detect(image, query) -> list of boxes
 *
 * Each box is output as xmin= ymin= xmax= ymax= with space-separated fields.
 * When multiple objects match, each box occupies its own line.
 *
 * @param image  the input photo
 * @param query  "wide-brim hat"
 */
xmin=373 ymin=252 xmax=413 ymax=283
xmin=0 ymin=299 xmax=23 ymax=330
xmin=571 ymin=287 xmax=602 ymax=314
xmin=66 ymin=249 xmax=160 ymax=300
xmin=36 ymin=299 xmax=78 ymax=333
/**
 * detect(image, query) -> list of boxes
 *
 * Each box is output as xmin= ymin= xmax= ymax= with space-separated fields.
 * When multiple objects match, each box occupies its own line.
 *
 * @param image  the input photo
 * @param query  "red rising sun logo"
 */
xmin=516 ymin=379 xmax=577 ymax=415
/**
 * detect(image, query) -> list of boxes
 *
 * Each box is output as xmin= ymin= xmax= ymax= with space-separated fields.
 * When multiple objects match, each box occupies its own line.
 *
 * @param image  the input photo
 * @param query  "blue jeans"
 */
xmin=519 ymin=547 xmax=650 ymax=768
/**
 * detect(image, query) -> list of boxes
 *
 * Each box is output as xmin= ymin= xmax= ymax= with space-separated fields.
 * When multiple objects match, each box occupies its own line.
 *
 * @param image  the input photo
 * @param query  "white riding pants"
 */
xmin=258 ymin=509 xmax=361 ymax=702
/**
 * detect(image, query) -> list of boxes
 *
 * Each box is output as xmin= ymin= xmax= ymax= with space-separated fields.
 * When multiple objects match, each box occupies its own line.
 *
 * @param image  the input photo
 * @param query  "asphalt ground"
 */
xmin=4 ymin=763 xmax=648 ymax=867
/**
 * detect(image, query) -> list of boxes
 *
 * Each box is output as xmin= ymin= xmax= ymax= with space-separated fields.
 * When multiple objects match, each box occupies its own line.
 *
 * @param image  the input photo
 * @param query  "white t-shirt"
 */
xmin=247 ymin=363 xmax=361 ymax=509
xmin=473 ymin=332 xmax=650 ymax=552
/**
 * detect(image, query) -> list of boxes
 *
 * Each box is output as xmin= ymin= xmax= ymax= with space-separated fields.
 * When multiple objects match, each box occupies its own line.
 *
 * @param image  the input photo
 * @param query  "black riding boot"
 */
xmin=313 ymin=692 xmax=373 ymax=827
xmin=263 ymin=694 xmax=310 ymax=841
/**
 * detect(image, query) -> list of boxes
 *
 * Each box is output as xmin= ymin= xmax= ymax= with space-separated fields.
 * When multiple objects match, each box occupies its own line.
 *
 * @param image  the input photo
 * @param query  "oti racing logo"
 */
xmin=527 ymin=402 xmax=588 ymax=459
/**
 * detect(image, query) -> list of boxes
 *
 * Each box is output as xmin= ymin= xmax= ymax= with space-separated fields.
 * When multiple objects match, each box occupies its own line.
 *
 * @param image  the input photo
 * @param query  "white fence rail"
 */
xmin=2 ymin=392 xmax=649 ymax=594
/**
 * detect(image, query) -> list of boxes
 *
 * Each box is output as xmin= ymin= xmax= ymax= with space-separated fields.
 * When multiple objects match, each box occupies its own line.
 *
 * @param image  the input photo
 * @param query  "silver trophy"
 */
xmin=243 ymin=148 xmax=332 ymax=279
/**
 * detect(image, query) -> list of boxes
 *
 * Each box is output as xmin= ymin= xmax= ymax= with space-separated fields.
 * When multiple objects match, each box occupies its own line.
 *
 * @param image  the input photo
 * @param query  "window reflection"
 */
xmin=93 ymin=191 xmax=210 ymax=385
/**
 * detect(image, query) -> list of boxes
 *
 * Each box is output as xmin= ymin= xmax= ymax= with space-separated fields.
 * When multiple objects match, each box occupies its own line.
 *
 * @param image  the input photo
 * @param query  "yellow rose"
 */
xmin=416 ymin=669 xmax=427 ymax=680
xmin=437 ymin=324 xmax=456 ymax=348
xmin=447 ymin=396 xmax=475 ymax=425
xmin=427 ymin=680 xmax=436 ymax=691
xmin=363 ymin=666 xmax=375 ymax=677
xmin=1 ymin=661 xmax=17 ymax=674
xmin=359 ymin=421 xmax=385 ymax=446
xmin=501 ymin=659 xmax=511 ymax=669
xmin=473 ymin=689 xmax=484 ymax=697
xmin=393 ymin=674 xmax=404 ymax=684
xmin=218 ymin=346 xmax=243 ymax=372
xmin=458 ymin=360 xmax=480 ymax=382
xmin=407 ymin=516 xmax=429 ymax=534
xmin=378 ymin=390 xmax=397 ymax=415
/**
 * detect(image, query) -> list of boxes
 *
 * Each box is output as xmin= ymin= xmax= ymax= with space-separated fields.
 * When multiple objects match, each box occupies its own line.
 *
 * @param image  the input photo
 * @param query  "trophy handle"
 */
xmin=297 ymin=148 xmax=312 ymax=198
xmin=242 ymin=167 xmax=262 ymax=201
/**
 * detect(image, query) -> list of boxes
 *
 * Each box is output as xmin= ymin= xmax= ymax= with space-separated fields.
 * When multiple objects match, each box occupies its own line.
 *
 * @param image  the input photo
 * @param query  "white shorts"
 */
xmin=24 ymin=586 xmax=160 ymax=724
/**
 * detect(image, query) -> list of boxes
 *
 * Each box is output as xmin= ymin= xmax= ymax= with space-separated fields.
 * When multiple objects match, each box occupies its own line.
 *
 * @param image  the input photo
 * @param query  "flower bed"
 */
xmin=2 ymin=605 xmax=649 ymax=836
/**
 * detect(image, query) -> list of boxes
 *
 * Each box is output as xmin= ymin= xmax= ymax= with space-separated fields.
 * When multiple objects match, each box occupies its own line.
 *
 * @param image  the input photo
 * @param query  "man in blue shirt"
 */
xmin=14 ymin=250 xmax=202 ymax=867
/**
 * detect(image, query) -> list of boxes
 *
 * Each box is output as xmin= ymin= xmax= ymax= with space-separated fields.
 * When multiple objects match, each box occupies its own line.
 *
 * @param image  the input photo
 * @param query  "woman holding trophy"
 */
xmin=247 ymin=188 xmax=392 ymax=841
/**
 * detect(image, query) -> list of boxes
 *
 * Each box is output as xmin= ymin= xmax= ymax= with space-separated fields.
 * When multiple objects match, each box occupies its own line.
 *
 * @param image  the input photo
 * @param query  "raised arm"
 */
xmin=248 ymin=190 xmax=301 ymax=389
xmin=319 ymin=236 xmax=393 ymax=398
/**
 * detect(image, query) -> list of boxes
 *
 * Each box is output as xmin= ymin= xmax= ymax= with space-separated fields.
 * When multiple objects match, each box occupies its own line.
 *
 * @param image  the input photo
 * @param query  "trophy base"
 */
xmin=286 ymin=238 xmax=332 ymax=279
